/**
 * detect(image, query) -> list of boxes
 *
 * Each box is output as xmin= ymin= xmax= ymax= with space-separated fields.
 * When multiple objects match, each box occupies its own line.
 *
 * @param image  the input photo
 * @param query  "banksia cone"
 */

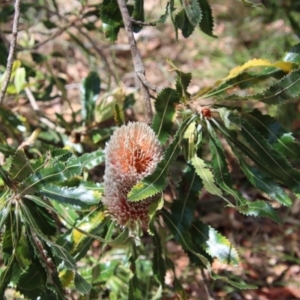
xmin=103 ymin=122 xmax=163 ymax=228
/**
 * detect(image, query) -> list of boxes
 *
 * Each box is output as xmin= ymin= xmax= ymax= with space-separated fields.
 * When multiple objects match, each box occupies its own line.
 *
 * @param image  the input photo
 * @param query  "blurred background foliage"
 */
xmin=0 ymin=0 xmax=300 ymax=299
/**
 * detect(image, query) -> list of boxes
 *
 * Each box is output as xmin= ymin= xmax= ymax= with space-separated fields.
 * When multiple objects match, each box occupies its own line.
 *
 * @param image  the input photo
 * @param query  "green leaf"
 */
xmin=176 ymin=71 xmax=192 ymax=102
xmin=174 ymin=9 xmax=195 ymax=38
xmin=132 ymin=0 xmax=144 ymax=32
xmin=283 ymin=43 xmax=300 ymax=63
xmin=14 ymin=67 xmax=26 ymax=94
xmin=93 ymin=261 xmax=119 ymax=283
xmin=19 ymin=161 xmax=82 ymax=193
xmin=211 ymin=273 xmax=257 ymax=290
xmin=182 ymin=0 xmax=202 ymax=27
xmin=191 ymin=221 xmax=239 ymax=265
xmin=156 ymin=2 xmax=170 ymax=23
xmin=166 ymin=59 xmax=192 ymax=102
xmin=10 ymin=149 xmax=33 ymax=182
xmin=240 ymin=120 xmax=300 ymax=192
xmin=70 ymin=149 xmax=105 ymax=170
xmin=191 ymin=154 xmax=223 ymax=197
xmin=81 ymin=71 xmax=101 ymax=125
xmin=171 ymin=165 xmax=202 ymax=229
xmin=152 ymin=228 xmax=166 ymax=286
xmin=22 ymin=201 xmax=57 ymax=236
xmin=46 ymin=241 xmax=77 ymax=271
xmin=243 ymin=109 xmax=286 ymax=144
xmin=74 ymin=272 xmax=92 ymax=295
xmin=40 ymin=184 xmax=100 ymax=208
xmin=152 ymin=88 xmax=181 ymax=143
xmin=128 ymin=115 xmax=196 ymax=201
xmin=208 ymin=130 xmax=245 ymax=205
xmin=162 ymin=209 xmax=210 ymax=268
xmin=238 ymin=200 xmax=281 ymax=223
xmin=273 ymin=133 xmax=300 ymax=162
xmin=217 ymin=108 xmax=241 ymax=131
xmin=232 ymin=148 xmax=292 ymax=206
xmin=198 ymin=0 xmax=215 ymax=37
xmin=100 ymin=0 xmax=124 ymax=41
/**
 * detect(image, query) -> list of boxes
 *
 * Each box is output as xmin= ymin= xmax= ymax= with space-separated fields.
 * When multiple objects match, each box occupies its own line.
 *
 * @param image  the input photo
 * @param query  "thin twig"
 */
xmin=130 ymin=18 xmax=156 ymax=27
xmin=0 ymin=0 xmax=21 ymax=104
xmin=116 ymin=0 xmax=154 ymax=123
xmin=200 ymin=268 xmax=215 ymax=300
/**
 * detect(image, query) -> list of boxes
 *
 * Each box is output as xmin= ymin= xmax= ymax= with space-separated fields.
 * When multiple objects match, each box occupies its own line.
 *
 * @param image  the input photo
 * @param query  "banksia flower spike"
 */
xmin=103 ymin=122 xmax=163 ymax=229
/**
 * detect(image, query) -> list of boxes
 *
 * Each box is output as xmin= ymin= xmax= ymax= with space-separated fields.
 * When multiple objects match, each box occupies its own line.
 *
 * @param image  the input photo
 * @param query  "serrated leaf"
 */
xmin=166 ymin=59 xmax=192 ymax=102
xmin=176 ymin=71 xmax=192 ymax=102
xmin=191 ymin=154 xmax=222 ymax=197
xmin=40 ymin=184 xmax=100 ymax=208
xmin=10 ymin=150 xmax=33 ymax=182
xmin=47 ymin=241 xmax=77 ymax=271
xmin=217 ymin=108 xmax=241 ymax=130
xmin=74 ymin=272 xmax=92 ymax=295
xmin=198 ymin=0 xmax=215 ymax=37
xmin=283 ymin=43 xmax=300 ymax=63
xmin=222 ymin=59 xmax=293 ymax=83
xmin=128 ymin=116 xmax=196 ymax=201
xmin=236 ymin=152 xmax=292 ymax=206
xmin=182 ymin=0 xmax=202 ymax=26
xmin=220 ymin=68 xmax=300 ymax=105
xmin=273 ymin=133 xmax=300 ymax=162
xmin=156 ymin=2 xmax=170 ymax=23
xmin=70 ymin=149 xmax=105 ymax=170
xmin=152 ymin=88 xmax=181 ymax=144
xmin=171 ymin=165 xmax=202 ymax=229
xmin=238 ymin=200 xmax=281 ymax=223
xmin=174 ymin=9 xmax=195 ymax=38
xmin=241 ymin=120 xmax=300 ymax=192
xmin=19 ymin=161 xmax=82 ymax=193
xmin=191 ymin=221 xmax=239 ymax=265
xmin=152 ymin=228 xmax=166 ymax=286
xmin=81 ymin=71 xmax=101 ymax=125
xmin=207 ymin=129 xmax=245 ymax=205
xmin=213 ymin=119 xmax=300 ymax=194
xmin=243 ymin=109 xmax=286 ymax=144
xmin=162 ymin=209 xmax=210 ymax=268
xmin=211 ymin=273 xmax=257 ymax=289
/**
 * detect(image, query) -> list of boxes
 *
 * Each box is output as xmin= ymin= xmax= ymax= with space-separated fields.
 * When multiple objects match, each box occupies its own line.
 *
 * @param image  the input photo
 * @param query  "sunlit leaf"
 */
xmin=283 ymin=43 xmax=300 ymax=63
xmin=191 ymin=154 xmax=222 ymax=197
xmin=191 ymin=221 xmax=239 ymax=265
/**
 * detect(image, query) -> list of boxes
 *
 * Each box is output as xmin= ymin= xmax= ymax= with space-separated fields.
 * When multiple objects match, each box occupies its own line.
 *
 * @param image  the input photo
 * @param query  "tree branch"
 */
xmin=130 ymin=18 xmax=156 ymax=27
xmin=116 ymin=0 xmax=154 ymax=123
xmin=0 ymin=0 xmax=21 ymax=104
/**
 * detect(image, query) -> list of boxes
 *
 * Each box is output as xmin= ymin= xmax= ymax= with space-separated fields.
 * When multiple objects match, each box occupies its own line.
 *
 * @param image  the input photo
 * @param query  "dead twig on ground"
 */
xmin=0 ymin=0 xmax=21 ymax=104
xmin=116 ymin=0 xmax=156 ymax=123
